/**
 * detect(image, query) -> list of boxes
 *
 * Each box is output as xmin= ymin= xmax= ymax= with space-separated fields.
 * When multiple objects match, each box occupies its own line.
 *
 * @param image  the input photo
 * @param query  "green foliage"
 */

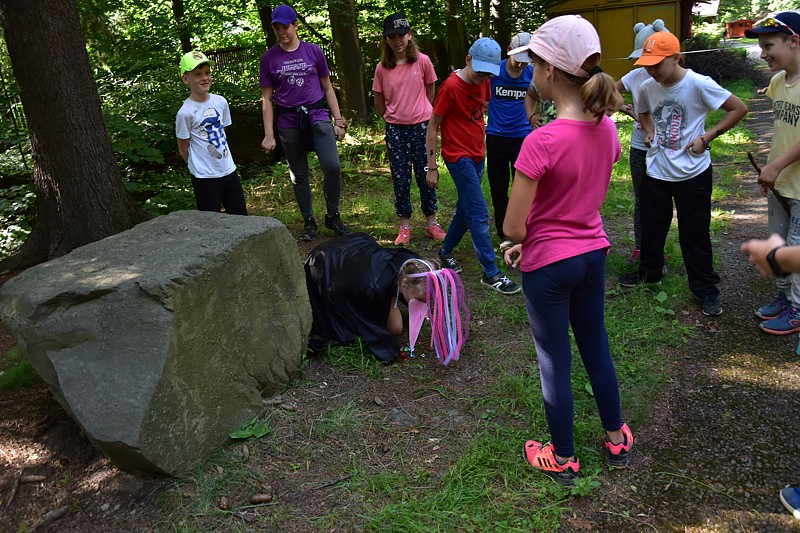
xmin=0 ymin=183 xmax=34 ymax=259
xmin=0 ymin=347 xmax=40 ymax=392
xmin=229 ymin=415 xmax=271 ymax=439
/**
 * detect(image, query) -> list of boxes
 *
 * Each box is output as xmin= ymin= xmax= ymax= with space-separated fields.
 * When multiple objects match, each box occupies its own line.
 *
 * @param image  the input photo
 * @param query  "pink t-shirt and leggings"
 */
xmin=514 ymin=116 xmax=623 ymax=459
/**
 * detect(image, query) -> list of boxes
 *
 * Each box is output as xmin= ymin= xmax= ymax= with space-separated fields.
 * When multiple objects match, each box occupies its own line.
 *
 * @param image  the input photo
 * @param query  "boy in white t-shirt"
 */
xmin=175 ymin=51 xmax=248 ymax=215
xmin=618 ymin=32 xmax=747 ymax=317
xmin=744 ymin=12 xmax=800 ymax=336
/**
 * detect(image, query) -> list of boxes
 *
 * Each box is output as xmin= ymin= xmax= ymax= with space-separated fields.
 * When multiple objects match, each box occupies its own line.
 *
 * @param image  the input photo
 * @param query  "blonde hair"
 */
xmin=380 ymin=35 xmax=420 ymax=69
xmin=533 ymin=52 xmax=622 ymax=124
xmin=397 ymin=258 xmax=437 ymax=292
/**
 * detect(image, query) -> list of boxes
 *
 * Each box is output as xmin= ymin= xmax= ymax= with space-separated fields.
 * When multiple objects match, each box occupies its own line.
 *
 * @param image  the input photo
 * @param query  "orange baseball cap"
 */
xmin=634 ymin=31 xmax=680 ymax=66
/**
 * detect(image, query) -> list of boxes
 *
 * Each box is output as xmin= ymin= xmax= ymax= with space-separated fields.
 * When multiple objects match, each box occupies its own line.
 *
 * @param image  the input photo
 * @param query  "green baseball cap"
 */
xmin=180 ymin=51 xmax=215 ymax=75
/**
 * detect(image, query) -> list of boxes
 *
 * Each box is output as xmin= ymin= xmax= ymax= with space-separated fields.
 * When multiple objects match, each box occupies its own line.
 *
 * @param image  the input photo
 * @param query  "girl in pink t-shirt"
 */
xmin=373 ymin=14 xmax=444 ymax=246
xmin=503 ymin=15 xmax=633 ymax=486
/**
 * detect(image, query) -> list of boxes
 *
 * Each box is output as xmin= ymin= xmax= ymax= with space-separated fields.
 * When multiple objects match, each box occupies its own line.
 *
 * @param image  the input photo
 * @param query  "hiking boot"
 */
xmin=481 ymin=272 xmax=521 ymax=295
xmin=324 ymin=212 xmax=351 ymax=236
xmin=760 ymin=306 xmax=800 ymax=335
xmin=394 ymin=225 xmax=412 ymax=246
xmin=299 ymin=217 xmax=317 ymax=241
xmin=426 ymin=223 xmax=447 ymax=241
xmin=700 ymin=294 xmax=723 ymax=317
xmin=498 ymin=239 xmax=515 ymax=252
xmin=523 ymin=440 xmax=579 ymax=486
xmin=780 ymin=487 xmax=800 ymax=520
xmin=604 ymin=422 xmax=634 ymax=469
xmin=756 ymin=292 xmax=790 ymax=320
xmin=439 ymin=253 xmax=462 ymax=273
xmin=626 ymin=248 xmax=641 ymax=264
xmin=619 ymin=270 xmax=662 ymax=288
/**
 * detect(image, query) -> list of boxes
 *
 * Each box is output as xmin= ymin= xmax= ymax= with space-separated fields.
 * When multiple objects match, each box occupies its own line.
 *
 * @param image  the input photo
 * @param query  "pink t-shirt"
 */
xmin=514 ymin=116 xmax=621 ymax=272
xmin=373 ymin=53 xmax=437 ymax=125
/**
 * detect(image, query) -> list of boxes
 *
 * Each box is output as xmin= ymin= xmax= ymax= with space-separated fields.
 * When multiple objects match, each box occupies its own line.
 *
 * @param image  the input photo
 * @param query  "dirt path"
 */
xmin=573 ymin=83 xmax=800 ymax=531
xmin=3 ymin=78 xmax=800 ymax=532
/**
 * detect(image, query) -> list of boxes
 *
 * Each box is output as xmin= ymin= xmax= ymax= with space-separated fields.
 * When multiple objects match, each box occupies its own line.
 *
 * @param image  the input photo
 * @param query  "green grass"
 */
xmin=149 ymin=78 xmax=756 ymax=531
xmin=0 ymin=346 xmax=40 ymax=392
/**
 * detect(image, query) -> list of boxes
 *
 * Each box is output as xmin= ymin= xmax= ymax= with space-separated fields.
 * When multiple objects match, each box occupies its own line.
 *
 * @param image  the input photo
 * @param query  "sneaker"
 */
xmin=618 ymin=270 xmax=662 ymax=288
xmin=522 ymin=440 xmax=579 ymax=486
xmin=780 ymin=487 xmax=800 ymax=520
xmin=324 ymin=212 xmax=351 ymax=236
xmin=426 ymin=223 xmax=447 ymax=241
xmin=756 ymin=292 xmax=790 ymax=320
xmin=760 ymin=306 xmax=800 ymax=335
xmin=626 ymin=248 xmax=641 ymax=264
xmin=481 ymin=272 xmax=521 ymax=295
xmin=439 ymin=253 xmax=462 ymax=273
xmin=604 ymin=422 xmax=634 ymax=469
xmin=394 ymin=225 xmax=412 ymax=246
xmin=700 ymin=294 xmax=723 ymax=317
xmin=299 ymin=217 xmax=317 ymax=241
xmin=498 ymin=239 xmax=515 ymax=252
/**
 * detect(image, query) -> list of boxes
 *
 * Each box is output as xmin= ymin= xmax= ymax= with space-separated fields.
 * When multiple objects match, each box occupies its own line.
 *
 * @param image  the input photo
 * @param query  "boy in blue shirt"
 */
xmin=176 ymin=51 xmax=248 ymax=215
xmin=486 ymin=32 xmax=539 ymax=251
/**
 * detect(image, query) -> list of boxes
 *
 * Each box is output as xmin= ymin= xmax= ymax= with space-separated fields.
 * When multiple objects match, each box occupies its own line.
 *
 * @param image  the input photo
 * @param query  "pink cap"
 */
xmin=508 ymin=15 xmax=601 ymax=78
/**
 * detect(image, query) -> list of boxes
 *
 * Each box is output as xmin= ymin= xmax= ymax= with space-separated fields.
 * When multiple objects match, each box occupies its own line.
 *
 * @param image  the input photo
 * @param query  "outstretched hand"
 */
xmin=741 ymin=233 xmax=786 ymax=277
xmin=503 ymin=244 xmax=523 ymax=269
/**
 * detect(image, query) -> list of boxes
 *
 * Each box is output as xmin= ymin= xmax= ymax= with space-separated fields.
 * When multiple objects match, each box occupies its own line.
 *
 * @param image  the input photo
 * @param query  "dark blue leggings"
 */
xmin=522 ymin=248 xmax=622 ymax=458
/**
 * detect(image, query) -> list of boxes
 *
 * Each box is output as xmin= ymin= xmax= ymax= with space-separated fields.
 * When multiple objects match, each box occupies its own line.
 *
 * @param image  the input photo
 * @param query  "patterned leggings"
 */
xmin=385 ymin=122 xmax=438 ymax=218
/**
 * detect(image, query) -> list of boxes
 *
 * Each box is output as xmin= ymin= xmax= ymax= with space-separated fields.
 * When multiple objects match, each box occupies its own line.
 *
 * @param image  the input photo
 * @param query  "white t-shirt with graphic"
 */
xmin=767 ymin=71 xmax=800 ymax=200
xmin=621 ymin=67 xmax=652 ymax=151
xmin=175 ymin=93 xmax=236 ymax=179
xmin=637 ymin=69 xmax=730 ymax=181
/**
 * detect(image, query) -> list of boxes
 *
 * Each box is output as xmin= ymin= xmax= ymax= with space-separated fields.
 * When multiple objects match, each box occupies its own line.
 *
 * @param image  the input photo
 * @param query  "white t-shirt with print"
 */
xmin=175 ymin=93 xmax=236 ymax=179
xmin=621 ymin=67 xmax=652 ymax=151
xmin=637 ymin=69 xmax=730 ymax=181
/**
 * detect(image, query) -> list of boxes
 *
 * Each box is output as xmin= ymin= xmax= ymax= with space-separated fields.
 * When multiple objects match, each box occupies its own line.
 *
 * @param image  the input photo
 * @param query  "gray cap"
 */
xmin=509 ymin=32 xmax=533 ymax=63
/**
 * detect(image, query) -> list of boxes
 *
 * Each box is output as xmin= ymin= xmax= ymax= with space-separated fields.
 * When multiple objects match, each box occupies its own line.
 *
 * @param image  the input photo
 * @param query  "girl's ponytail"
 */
xmin=579 ymin=54 xmax=623 ymax=124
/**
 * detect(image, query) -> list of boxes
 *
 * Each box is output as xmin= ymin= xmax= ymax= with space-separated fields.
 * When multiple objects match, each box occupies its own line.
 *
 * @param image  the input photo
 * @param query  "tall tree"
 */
xmin=171 ymin=0 xmax=192 ymax=53
xmin=492 ymin=0 xmax=510 ymax=51
xmin=328 ymin=0 xmax=368 ymax=123
xmin=254 ymin=0 xmax=277 ymax=47
xmin=0 ymin=0 xmax=148 ymax=271
xmin=444 ymin=0 xmax=467 ymax=70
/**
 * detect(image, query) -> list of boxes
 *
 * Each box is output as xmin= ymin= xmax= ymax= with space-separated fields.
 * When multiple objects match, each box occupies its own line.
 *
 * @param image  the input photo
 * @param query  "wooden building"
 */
xmin=725 ymin=19 xmax=755 ymax=39
xmin=547 ymin=0 xmax=694 ymax=79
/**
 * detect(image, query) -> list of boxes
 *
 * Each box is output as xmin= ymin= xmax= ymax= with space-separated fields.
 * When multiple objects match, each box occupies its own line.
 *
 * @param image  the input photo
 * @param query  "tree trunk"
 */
xmin=481 ymin=0 xmax=490 ymax=37
xmin=444 ymin=0 xmax=467 ymax=70
xmin=254 ymin=0 xmax=276 ymax=47
xmin=491 ymin=0 xmax=510 ymax=51
xmin=0 ymin=0 xmax=148 ymax=272
xmin=171 ymin=0 xmax=192 ymax=54
xmin=327 ymin=0 xmax=368 ymax=123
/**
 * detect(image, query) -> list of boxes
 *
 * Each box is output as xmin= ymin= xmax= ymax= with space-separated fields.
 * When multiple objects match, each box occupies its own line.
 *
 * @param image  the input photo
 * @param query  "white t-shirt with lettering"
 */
xmin=636 ymin=69 xmax=730 ymax=181
xmin=175 ymin=93 xmax=236 ymax=179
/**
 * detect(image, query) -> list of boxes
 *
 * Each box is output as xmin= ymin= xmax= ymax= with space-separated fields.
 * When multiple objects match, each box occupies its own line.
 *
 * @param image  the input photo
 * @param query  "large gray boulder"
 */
xmin=0 ymin=211 xmax=311 ymax=475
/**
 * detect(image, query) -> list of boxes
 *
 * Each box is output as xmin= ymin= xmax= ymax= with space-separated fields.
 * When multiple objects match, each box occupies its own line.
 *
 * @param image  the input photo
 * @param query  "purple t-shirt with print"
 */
xmin=259 ymin=41 xmax=331 ymax=129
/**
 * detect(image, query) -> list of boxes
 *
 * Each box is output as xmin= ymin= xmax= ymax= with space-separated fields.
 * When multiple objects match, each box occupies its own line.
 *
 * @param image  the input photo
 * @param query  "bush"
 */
xmin=683 ymin=34 xmax=762 ymax=84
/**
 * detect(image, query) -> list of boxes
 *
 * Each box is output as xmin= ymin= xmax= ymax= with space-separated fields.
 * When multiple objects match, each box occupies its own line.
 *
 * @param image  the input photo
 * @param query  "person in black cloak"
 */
xmin=304 ymin=232 xmax=435 ymax=362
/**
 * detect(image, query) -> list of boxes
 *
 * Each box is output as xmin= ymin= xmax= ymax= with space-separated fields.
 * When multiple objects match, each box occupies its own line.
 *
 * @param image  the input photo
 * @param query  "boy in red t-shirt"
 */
xmin=425 ymin=37 xmax=520 ymax=295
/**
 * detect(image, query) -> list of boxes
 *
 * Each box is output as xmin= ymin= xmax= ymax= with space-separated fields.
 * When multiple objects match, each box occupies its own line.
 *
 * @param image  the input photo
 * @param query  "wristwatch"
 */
xmin=767 ymin=245 xmax=786 ymax=277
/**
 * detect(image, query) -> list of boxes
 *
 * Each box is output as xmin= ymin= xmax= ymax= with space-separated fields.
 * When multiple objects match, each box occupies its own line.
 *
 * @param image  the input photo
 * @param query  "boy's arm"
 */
xmin=425 ymin=112 xmax=444 ymax=189
xmin=758 ymin=141 xmax=800 ymax=195
xmin=524 ymin=88 xmax=540 ymax=128
xmin=177 ymin=138 xmax=190 ymax=164
xmin=614 ymin=80 xmax=636 ymax=119
xmin=638 ymin=111 xmax=655 ymax=147
xmin=320 ymin=76 xmax=346 ymax=140
xmin=261 ymin=86 xmax=276 ymax=152
xmin=685 ymin=94 xmax=747 ymax=154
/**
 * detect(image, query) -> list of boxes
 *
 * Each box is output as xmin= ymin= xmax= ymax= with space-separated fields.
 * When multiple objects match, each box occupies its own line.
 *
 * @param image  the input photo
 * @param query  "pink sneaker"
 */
xmin=394 ymin=225 xmax=412 ymax=246
xmin=426 ymin=223 xmax=446 ymax=241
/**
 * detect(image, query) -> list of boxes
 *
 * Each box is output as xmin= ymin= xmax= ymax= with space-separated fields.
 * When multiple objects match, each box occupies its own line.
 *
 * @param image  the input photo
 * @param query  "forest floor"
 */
xmin=3 ymin=71 xmax=800 ymax=532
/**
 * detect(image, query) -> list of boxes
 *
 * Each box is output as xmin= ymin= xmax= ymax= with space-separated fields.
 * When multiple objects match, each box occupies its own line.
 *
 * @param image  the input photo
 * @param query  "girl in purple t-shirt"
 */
xmin=373 ymin=14 xmax=445 ymax=246
xmin=503 ymin=15 xmax=633 ymax=486
xmin=259 ymin=4 xmax=350 ymax=241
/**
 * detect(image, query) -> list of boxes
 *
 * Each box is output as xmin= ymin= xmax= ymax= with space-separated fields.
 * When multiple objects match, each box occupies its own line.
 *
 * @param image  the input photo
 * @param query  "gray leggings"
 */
xmin=278 ymin=121 xmax=342 ymax=219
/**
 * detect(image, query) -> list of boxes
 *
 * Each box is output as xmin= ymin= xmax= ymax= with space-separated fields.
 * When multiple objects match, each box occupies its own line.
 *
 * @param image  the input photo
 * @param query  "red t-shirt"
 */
xmin=432 ymin=71 xmax=491 ymax=163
